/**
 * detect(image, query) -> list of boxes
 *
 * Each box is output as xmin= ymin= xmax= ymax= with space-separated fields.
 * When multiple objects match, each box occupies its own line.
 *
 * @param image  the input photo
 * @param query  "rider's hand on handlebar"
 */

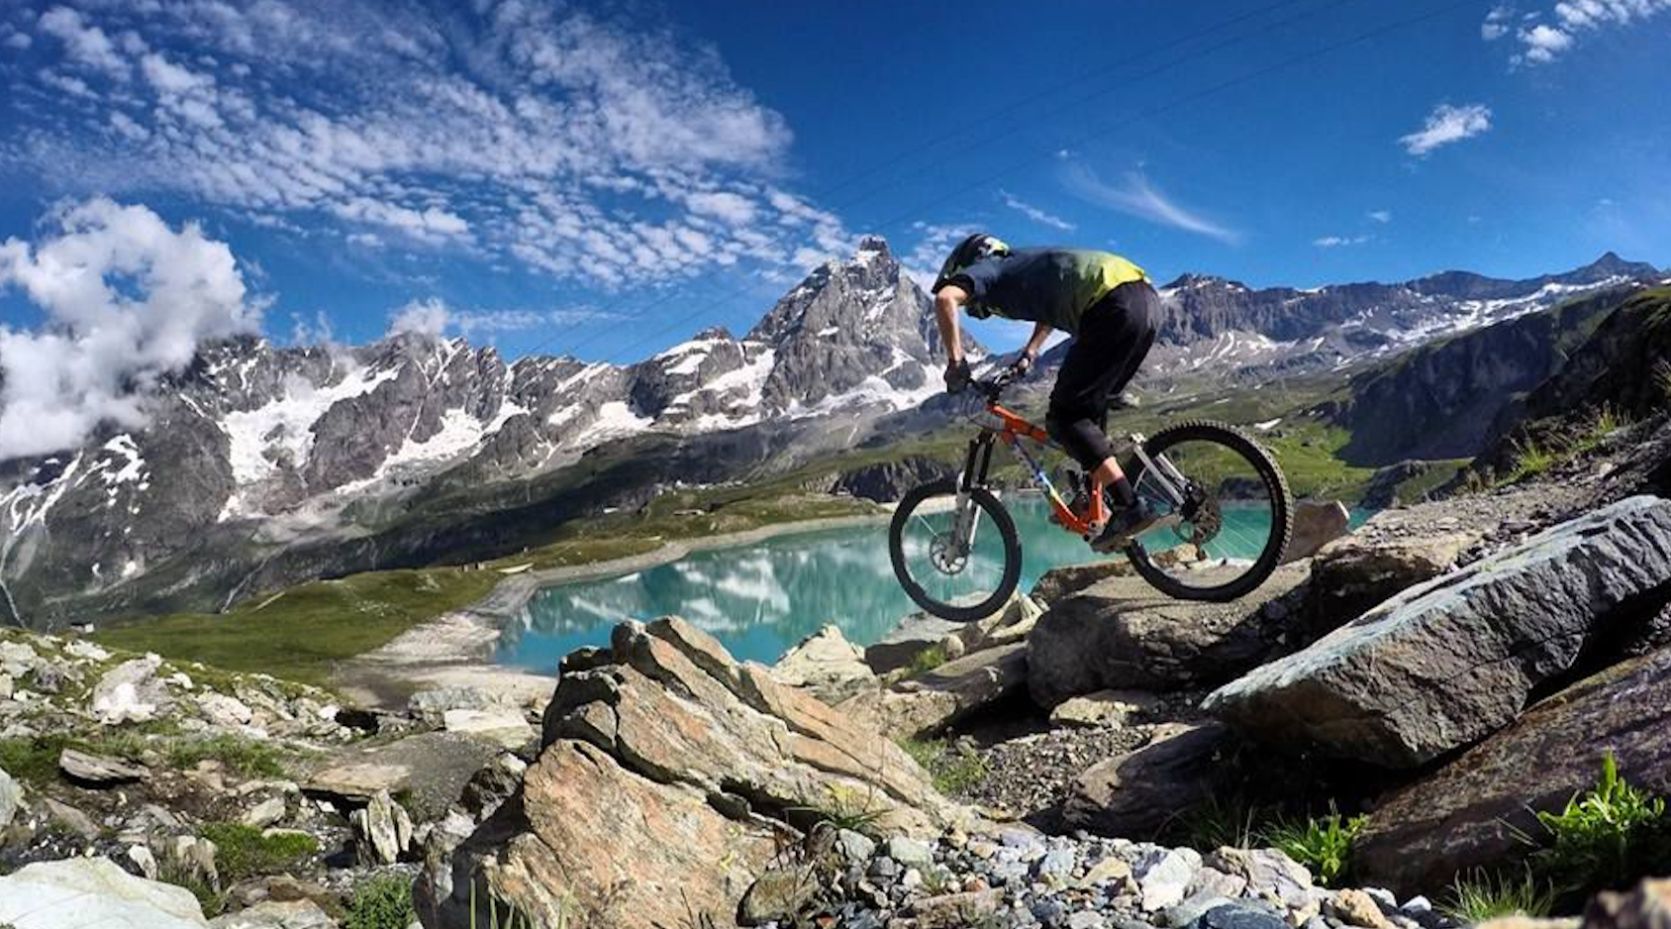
xmin=1004 ymin=351 xmax=1036 ymax=382
xmin=943 ymin=357 xmax=973 ymax=394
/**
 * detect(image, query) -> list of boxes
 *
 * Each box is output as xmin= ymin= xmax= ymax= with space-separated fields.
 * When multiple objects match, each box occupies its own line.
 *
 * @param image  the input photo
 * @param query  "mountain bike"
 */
xmin=888 ymin=371 xmax=1292 ymax=620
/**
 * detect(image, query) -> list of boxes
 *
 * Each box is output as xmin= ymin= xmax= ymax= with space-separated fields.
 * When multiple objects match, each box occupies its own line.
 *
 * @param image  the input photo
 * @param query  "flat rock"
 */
xmin=1050 ymin=689 xmax=1164 ymax=729
xmin=1206 ymin=496 xmax=1671 ymax=768
xmin=1030 ymin=560 xmax=1133 ymax=606
xmin=771 ymin=624 xmax=877 ymax=704
xmin=1584 ymin=877 xmax=1671 ymax=929
xmin=864 ymin=593 xmax=1036 ymax=674
xmin=208 ymin=899 xmax=336 ymax=929
xmin=1283 ymin=500 xmax=1352 ymax=564
xmin=408 ymin=686 xmax=494 ymax=727
xmin=0 ymin=857 xmax=208 ymax=928
xmin=1354 ymin=646 xmax=1671 ymax=891
xmin=1029 ymin=565 xmax=1311 ymax=708
xmin=60 ymin=747 xmax=147 ymax=785
xmin=1063 ymin=722 xmax=1229 ymax=837
xmin=302 ymin=731 xmax=498 ymax=822
xmin=441 ymin=707 xmax=535 ymax=749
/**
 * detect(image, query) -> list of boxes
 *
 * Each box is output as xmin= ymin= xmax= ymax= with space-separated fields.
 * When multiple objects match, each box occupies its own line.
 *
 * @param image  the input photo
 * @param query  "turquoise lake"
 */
xmin=493 ymin=497 xmax=1368 ymax=671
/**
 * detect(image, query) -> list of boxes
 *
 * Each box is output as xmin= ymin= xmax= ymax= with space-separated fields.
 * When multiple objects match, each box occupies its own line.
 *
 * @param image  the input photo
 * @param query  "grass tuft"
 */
xmin=1529 ymin=751 xmax=1670 ymax=895
xmin=199 ymin=822 xmax=319 ymax=885
xmin=898 ymin=737 xmax=989 ymax=797
xmin=164 ymin=735 xmax=290 ymax=779
xmin=1441 ymin=869 xmax=1557 ymax=923
xmin=907 ymin=644 xmax=949 ymax=675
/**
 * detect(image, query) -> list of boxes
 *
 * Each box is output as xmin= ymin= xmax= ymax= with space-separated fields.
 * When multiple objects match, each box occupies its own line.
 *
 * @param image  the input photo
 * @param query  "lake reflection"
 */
xmin=494 ymin=497 xmax=1365 ymax=671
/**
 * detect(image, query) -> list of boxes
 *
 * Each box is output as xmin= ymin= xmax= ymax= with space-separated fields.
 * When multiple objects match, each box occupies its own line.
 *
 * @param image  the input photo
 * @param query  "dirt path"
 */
xmin=333 ymin=511 xmax=891 ymax=709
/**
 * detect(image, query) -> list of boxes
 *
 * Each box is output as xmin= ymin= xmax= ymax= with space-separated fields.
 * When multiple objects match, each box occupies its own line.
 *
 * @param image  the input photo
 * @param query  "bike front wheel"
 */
xmin=1123 ymin=421 xmax=1293 ymax=602
xmin=888 ymin=479 xmax=1022 ymax=623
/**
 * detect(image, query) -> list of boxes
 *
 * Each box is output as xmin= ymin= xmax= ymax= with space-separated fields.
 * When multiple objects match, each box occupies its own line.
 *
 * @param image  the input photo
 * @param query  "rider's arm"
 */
xmin=935 ymin=284 xmax=968 ymax=362
xmin=1021 ymin=322 xmax=1052 ymax=362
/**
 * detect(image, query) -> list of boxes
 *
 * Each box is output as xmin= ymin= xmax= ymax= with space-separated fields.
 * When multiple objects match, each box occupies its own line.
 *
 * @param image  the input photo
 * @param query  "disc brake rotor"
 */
xmin=928 ymin=533 xmax=969 ymax=575
xmin=1177 ymin=484 xmax=1223 ymax=547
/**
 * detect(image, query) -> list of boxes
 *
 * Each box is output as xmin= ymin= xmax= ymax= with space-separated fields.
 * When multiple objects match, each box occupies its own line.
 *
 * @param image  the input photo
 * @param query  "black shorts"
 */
xmin=1046 ymin=280 xmax=1160 ymax=469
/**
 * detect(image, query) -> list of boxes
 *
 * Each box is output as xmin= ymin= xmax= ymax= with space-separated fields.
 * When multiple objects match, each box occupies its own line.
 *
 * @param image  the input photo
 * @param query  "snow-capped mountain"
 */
xmin=0 ymin=237 xmax=960 ymax=625
xmin=1136 ymin=252 xmax=1664 ymax=383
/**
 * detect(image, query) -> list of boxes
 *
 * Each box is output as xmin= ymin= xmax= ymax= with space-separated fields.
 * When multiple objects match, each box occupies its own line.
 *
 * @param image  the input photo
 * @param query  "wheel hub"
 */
xmin=1176 ymin=484 xmax=1223 ymax=547
xmin=929 ymin=533 xmax=969 ymax=575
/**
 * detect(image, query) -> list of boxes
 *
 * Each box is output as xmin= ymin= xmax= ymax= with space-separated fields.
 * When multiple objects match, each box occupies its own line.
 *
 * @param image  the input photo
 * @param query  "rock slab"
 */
xmin=1354 ymin=645 xmax=1671 ymax=891
xmin=1206 ymin=496 xmax=1671 ymax=768
xmin=0 ymin=857 xmax=208 ymax=928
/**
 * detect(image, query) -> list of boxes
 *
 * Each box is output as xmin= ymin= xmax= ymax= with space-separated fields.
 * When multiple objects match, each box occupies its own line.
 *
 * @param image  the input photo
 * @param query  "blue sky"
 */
xmin=0 ymin=0 xmax=1668 ymax=367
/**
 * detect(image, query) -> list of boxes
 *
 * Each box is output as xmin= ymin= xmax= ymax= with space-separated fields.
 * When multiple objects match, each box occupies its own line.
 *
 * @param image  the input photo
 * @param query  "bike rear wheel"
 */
xmin=888 ymin=479 xmax=1023 ymax=623
xmin=1123 ymin=421 xmax=1292 ymax=602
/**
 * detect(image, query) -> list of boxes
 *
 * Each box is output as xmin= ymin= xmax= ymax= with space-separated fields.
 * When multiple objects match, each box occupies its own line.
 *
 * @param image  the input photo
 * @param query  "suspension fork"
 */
xmin=952 ymin=435 xmax=997 ymax=550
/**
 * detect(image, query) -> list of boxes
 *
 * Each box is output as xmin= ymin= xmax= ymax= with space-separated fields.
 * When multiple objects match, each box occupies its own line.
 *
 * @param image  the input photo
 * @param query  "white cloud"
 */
xmin=1368 ymin=210 xmax=1393 ymax=224
xmin=1399 ymin=103 xmax=1493 ymax=156
xmin=999 ymin=191 xmax=1075 ymax=232
xmin=1503 ymin=0 xmax=1671 ymax=64
xmin=387 ymin=297 xmax=451 ymax=337
xmin=1482 ymin=5 xmax=1516 ymax=39
xmin=37 ymin=6 xmax=130 ymax=77
xmin=0 ymin=198 xmax=260 ymax=458
xmin=12 ymin=0 xmax=853 ymax=287
xmin=1313 ymin=234 xmax=1372 ymax=248
xmin=1058 ymin=163 xmax=1240 ymax=244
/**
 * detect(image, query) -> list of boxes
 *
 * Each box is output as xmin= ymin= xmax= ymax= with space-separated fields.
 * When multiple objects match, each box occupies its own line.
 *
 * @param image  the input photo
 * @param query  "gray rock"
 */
xmin=240 ymin=796 xmax=287 ymax=829
xmin=198 ymin=693 xmax=255 ymax=728
xmin=60 ymin=747 xmax=147 ymax=785
xmin=886 ymin=835 xmax=934 ymax=869
xmin=128 ymin=844 xmax=160 ymax=880
xmin=0 ymin=765 xmax=19 ymax=831
xmin=0 ymin=641 xmax=39 ymax=677
xmin=1354 ymin=645 xmax=1671 ymax=892
xmin=441 ymin=707 xmax=534 ymax=749
xmin=0 ymin=857 xmax=208 ymax=928
xmin=864 ymin=613 xmax=974 ymax=674
xmin=1135 ymin=848 xmax=1199 ymax=912
xmin=1187 ymin=903 xmax=1289 ymax=929
xmin=1166 ymin=894 xmax=1238 ymax=928
xmin=1029 ymin=565 xmax=1310 ymax=708
xmin=43 ymin=796 xmax=101 ymax=839
xmin=352 ymin=789 xmax=414 ymax=866
xmin=1064 ymin=723 xmax=1230 ymax=837
xmin=167 ymin=835 xmax=221 ymax=889
xmin=1205 ymin=848 xmax=1316 ymax=914
xmin=91 ymin=655 xmax=174 ymax=725
xmin=1206 ymin=496 xmax=1671 ymax=768
xmin=208 ymin=899 xmax=337 ymax=928
xmin=836 ymin=828 xmax=877 ymax=863
xmin=407 ymin=686 xmax=493 ymax=727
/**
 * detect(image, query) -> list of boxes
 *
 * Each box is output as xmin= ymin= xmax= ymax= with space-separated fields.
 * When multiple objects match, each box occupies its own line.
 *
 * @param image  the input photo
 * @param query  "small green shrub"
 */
xmin=908 ymin=644 xmax=949 ymax=675
xmin=1441 ymin=868 xmax=1556 ymax=923
xmin=1531 ymin=752 xmax=1670 ymax=894
xmin=1262 ymin=809 xmax=1365 ymax=887
xmin=343 ymin=873 xmax=417 ymax=929
xmin=898 ymin=737 xmax=989 ymax=797
xmin=0 ymin=735 xmax=71 ymax=784
xmin=164 ymin=735 xmax=288 ymax=778
xmin=199 ymin=822 xmax=319 ymax=884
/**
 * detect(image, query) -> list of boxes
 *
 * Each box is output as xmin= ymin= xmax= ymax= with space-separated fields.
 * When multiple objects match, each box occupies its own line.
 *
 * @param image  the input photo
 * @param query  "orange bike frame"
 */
xmin=964 ymin=401 xmax=1110 ymax=537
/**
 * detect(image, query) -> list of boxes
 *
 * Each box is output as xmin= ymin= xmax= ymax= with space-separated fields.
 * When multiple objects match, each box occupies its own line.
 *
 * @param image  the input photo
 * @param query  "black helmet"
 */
xmin=932 ymin=233 xmax=1009 ymax=293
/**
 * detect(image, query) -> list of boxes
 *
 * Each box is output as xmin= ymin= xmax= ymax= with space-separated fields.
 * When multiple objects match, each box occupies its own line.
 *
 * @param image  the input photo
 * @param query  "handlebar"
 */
xmin=972 ymin=367 xmax=1020 ymax=401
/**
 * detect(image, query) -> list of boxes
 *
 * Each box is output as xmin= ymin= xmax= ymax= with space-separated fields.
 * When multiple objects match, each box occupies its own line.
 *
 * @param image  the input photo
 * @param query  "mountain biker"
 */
xmin=932 ymin=233 xmax=1162 ymax=552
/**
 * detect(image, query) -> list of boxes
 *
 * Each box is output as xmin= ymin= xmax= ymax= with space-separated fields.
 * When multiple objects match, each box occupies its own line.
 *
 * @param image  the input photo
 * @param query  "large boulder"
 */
xmin=1028 ymin=565 xmax=1311 ymax=708
xmin=0 ymin=857 xmax=208 ymax=928
xmin=1205 ymin=496 xmax=1671 ymax=768
xmin=1282 ymin=500 xmax=1352 ymax=564
xmin=303 ymin=731 xmax=499 ymax=822
xmin=90 ymin=654 xmax=174 ymax=724
xmin=1062 ymin=722 xmax=1230 ymax=837
xmin=1353 ymin=646 xmax=1671 ymax=891
xmin=426 ymin=617 xmax=969 ymax=928
xmin=772 ymin=624 xmax=878 ymax=704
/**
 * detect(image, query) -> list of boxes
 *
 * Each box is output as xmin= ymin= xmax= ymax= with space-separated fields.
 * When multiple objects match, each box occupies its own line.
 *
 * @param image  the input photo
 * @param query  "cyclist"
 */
xmin=932 ymin=233 xmax=1162 ymax=552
